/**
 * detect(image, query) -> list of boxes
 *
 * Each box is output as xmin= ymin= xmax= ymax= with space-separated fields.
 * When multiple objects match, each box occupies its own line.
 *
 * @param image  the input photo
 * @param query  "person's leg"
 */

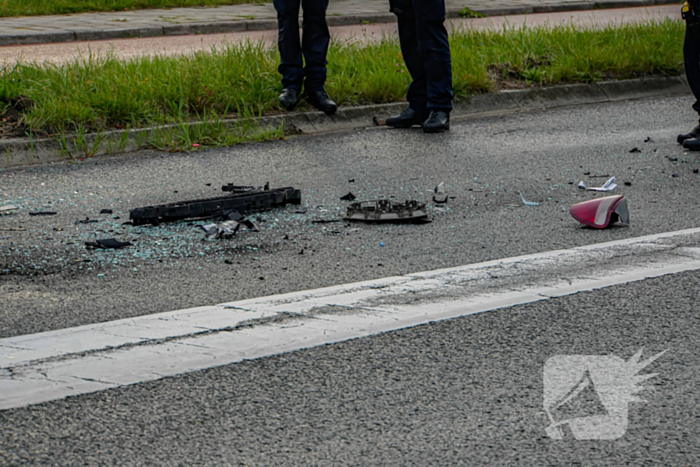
xmin=298 ymin=0 xmax=337 ymax=114
xmin=680 ymin=7 xmax=700 ymax=147
xmin=300 ymin=0 xmax=330 ymax=91
xmin=412 ymin=0 xmax=453 ymax=113
xmin=393 ymin=0 xmax=428 ymax=114
xmin=274 ymin=0 xmax=304 ymax=91
xmin=385 ymin=0 xmax=430 ymax=127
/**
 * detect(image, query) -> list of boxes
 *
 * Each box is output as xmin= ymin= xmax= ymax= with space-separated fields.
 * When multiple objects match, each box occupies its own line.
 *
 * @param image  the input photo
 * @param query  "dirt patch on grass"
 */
xmin=0 ymin=96 xmax=32 ymax=139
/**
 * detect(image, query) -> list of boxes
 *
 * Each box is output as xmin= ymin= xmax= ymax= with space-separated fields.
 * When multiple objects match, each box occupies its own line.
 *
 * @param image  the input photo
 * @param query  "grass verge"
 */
xmin=0 ymin=19 xmax=685 ymax=154
xmin=0 ymin=0 xmax=267 ymax=18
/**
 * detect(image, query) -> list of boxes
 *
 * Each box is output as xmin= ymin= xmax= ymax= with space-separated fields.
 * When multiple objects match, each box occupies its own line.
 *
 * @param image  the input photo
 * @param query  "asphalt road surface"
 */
xmin=1 ymin=95 xmax=700 ymax=464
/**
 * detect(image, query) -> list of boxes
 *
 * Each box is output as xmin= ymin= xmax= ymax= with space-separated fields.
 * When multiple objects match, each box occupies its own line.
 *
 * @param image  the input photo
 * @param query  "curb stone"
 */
xmin=0 ymin=0 xmax=683 ymax=46
xmin=0 ymin=76 xmax=690 ymax=169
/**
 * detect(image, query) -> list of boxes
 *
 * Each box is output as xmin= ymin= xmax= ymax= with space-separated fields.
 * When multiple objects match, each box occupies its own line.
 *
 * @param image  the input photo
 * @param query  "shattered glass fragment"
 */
xmin=519 ymin=192 xmax=540 ymax=206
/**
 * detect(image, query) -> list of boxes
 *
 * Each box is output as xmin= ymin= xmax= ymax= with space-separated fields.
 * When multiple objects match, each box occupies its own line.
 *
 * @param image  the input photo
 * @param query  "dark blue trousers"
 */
xmin=273 ymin=0 xmax=330 ymax=92
xmin=684 ymin=19 xmax=700 ymax=118
xmin=391 ymin=0 xmax=453 ymax=113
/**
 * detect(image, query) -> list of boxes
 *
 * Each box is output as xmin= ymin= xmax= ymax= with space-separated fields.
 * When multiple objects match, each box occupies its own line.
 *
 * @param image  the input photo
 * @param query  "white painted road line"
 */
xmin=2 ymin=227 xmax=700 ymax=410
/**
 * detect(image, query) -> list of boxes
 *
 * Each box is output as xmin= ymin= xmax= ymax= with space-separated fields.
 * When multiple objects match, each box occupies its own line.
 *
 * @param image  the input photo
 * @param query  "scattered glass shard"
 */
xmin=519 ymin=192 xmax=540 ymax=206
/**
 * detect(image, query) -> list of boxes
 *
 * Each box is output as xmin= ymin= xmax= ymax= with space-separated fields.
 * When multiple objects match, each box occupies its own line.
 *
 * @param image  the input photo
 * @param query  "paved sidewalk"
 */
xmin=0 ymin=0 xmax=682 ymax=46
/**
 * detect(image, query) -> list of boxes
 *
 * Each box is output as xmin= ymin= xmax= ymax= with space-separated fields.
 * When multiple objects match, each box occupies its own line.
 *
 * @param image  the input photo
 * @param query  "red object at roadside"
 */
xmin=570 ymin=195 xmax=630 ymax=229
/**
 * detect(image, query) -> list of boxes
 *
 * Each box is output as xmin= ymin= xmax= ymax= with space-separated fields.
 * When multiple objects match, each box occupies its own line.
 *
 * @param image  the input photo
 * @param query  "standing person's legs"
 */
xmin=299 ymin=0 xmax=337 ymax=114
xmin=300 ymin=0 xmax=330 ymax=92
xmin=385 ymin=0 xmax=430 ymax=127
xmin=680 ymin=7 xmax=700 ymax=146
xmin=274 ymin=0 xmax=303 ymax=110
xmin=274 ymin=0 xmax=304 ymax=91
xmin=412 ymin=0 xmax=453 ymax=113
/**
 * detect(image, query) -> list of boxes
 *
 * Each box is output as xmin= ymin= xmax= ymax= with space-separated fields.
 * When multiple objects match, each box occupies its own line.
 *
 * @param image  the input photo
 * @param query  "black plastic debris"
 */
xmin=667 ymin=156 xmax=678 ymax=162
xmin=629 ymin=148 xmax=641 ymax=153
xmin=433 ymin=182 xmax=448 ymax=204
xmin=694 ymin=169 xmax=699 ymax=174
xmin=211 ymin=209 xmax=243 ymax=222
xmin=673 ymin=174 xmax=680 ymax=178
xmin=294 ymin=207 xmax=308 ymax=214
xmin=85 ymin=238 xmax=132 ymax=250
xmin=100 ymin=209 xmax=113 ymax=214
xmin=29 ymin=211 xmax=57 ymax=216
xmin=130 ymin=185 xmax=301 ymax=225
xmin=312 ymin=219 xmax=341 ymax=224
xmin=340 ymin=192 xmax=357 ymax=201
xmin=344 ymin=199 xmax=430 ymax=223
xmin=239 ymin=219 xmax=260 ymax=232
xmin=75 ymin=217 xmax=98 ymax=224
xmin=624 ymin=181 xmax=632 ymax=186
xmin=644 ymin=137 xmax=654 ymax=143
xmin=348 ymin=179 xmax=355 ymax=183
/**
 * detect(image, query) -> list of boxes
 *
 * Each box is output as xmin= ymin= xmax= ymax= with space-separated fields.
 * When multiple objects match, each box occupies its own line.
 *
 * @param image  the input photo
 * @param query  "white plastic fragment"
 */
xmin=578 ymin=176 xmax=618 ymax=192
xmin=0 ymin=205 xmax=18 ymax=214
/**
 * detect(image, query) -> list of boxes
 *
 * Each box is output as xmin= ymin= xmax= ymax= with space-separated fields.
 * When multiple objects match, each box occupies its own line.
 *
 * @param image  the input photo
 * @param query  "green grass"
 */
xmin=0 ymin=19 xmax=685 ymax=152
xmin=0 ymin=0 xmax=267 ymax=18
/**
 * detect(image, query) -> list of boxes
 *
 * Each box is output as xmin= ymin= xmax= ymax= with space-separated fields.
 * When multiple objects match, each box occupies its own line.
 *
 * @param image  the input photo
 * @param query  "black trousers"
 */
xmin=274 ymin=0 xmax=330 ymax=91
xmin=684 ymin=15 xmax=700 ymax=118
xmin=391 ymin=0 xmax=453 ymax=113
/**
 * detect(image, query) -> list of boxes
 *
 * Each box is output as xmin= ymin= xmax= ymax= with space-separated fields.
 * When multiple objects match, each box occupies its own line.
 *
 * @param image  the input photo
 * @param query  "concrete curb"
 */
xmin=0 ymin=0 xmax=683 ymax=46
xmin=0 ymin=75 xmax=690 ymax=169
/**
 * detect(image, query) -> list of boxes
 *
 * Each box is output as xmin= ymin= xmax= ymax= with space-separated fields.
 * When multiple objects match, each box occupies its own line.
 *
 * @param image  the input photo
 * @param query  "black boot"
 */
xmin=678 ymin=124 xmax=700 ymax=144
xmin=279 ymin=88 xmax=299 ymax=111
xmin=422 ymin=111 xmax=450 ymax=133
xmin=304 ymin=89 xmax=338 ymax=115
xmin=385 ymin=108 xmax=430 ymax=128
xmin=683 ymin=137 xmax=700 ymax=151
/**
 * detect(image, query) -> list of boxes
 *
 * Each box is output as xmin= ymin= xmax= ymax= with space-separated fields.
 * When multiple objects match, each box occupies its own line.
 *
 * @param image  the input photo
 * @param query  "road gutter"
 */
xmin=0 ymin=75 xmax=691 ymax=169
xmin=2 ymin=227 xmax=700 ymax=410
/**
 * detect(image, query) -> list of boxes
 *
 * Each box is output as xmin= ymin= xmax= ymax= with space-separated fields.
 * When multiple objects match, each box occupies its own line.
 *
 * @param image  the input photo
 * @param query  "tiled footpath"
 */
xmin=0 ymin=0 xmax=683 ymax=46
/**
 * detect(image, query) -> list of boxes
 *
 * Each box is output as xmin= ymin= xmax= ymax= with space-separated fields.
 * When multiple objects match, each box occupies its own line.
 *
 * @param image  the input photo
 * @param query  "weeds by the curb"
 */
xmin=0 ymin=19 xmax=686 ymax=156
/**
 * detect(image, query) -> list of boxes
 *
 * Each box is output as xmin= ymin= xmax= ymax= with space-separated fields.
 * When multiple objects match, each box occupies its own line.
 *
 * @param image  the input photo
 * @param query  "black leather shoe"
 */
xmin=385 ymin=108 xmax=429 ymax=128
xmin=678 ymin=124 xmax=700 ymax=144
xmin=279 ymin=88 xmax=299 ymax=111
xmin=304 ymin=89 xmax=338 ymax=115
xmin=422 ymin=111 xmax=450 ymax=133
xmin=683 ymin=136 xmax=700 ymax=151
